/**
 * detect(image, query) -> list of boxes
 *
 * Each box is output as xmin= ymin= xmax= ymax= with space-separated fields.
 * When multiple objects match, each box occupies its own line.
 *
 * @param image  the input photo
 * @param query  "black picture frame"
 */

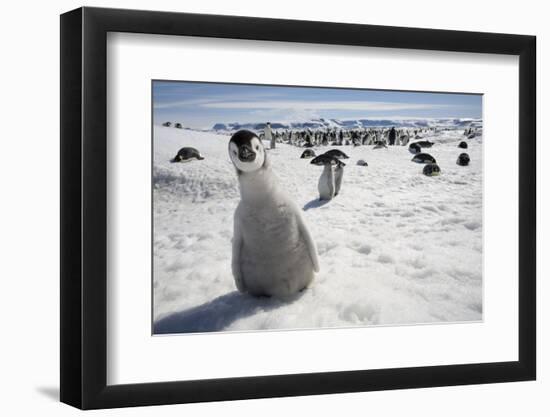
xmin=60 ymin=6 xmax=536 ymax=410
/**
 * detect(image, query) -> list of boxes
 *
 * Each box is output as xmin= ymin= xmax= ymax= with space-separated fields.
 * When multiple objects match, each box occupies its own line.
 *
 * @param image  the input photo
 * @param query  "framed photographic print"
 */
xmin=60 ymin=6 xmax=536 ymax=409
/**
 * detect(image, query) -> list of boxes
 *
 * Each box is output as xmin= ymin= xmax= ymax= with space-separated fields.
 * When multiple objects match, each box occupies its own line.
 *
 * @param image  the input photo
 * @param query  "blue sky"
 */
xmin=153 ymin=81 xmax=482 ymax=129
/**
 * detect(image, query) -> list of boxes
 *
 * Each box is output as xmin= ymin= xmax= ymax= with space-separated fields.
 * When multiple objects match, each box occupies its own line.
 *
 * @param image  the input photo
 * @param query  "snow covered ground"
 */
xmin=152 ymin=124 xmax=483 ymax=334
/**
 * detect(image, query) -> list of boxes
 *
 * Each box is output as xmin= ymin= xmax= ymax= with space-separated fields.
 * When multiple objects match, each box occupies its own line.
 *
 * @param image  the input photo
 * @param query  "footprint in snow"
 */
xmin=464 ymin=221 xmax=481 ymax=231
xmin=349 ymin=243 xmax=372 ymax=255
xmin=377 ymin=254 xmax=394 ymax=264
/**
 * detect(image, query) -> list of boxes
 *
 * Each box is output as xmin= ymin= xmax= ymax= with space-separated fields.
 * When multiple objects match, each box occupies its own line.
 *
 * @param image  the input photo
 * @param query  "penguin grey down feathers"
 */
xmin=229 ymin=130 xmax=319 ymax=298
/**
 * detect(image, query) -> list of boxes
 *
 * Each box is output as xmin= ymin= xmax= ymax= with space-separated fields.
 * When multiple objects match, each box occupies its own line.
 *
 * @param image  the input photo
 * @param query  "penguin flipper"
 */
xmin=232 ymin=210 xmax=246 ymax=292
xmin=296 ymin=212 xmax=320 ymax=273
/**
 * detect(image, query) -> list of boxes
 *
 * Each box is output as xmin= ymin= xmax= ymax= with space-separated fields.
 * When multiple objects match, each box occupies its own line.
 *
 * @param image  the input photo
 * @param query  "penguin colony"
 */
xmin=256 ymin=123 xmax=476 ymax=191
xmin=162 ymin=121 xmax=479 ymax=297
xmin=164 ymin=120 xmax=477 ymax=181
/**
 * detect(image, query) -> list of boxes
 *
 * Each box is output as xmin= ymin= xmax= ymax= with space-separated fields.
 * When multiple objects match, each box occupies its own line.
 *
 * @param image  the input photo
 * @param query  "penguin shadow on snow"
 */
xmin=303 ymin=198 xmax=331 ymax=211
xmin=153 ymin=291 xmax=305 ymax=334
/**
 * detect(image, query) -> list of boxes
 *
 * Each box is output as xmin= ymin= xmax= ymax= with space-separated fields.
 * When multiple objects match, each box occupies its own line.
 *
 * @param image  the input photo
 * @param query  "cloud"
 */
xmin=153 ymin=92 xmax=286 ymax=110
xmin=200 ymin=100 xmax=452 ymax=112
xmin=153 ymin=98 xmax=215 ymax=110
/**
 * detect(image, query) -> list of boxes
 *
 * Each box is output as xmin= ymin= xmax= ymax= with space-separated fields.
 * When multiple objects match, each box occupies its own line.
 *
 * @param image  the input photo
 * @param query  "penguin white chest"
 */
xmin=318 ymin=165 xmax=335 ymax=200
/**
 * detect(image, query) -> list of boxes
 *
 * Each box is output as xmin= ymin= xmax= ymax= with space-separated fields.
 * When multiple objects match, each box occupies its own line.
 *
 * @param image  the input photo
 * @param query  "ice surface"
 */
xmin=153 ymin=124 xmax=483 ymax=334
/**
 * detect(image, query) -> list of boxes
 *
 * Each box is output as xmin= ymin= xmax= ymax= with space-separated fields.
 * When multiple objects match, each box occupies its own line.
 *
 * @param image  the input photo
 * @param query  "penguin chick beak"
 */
xmin=238 ymin=145 xmax=256 ymax=162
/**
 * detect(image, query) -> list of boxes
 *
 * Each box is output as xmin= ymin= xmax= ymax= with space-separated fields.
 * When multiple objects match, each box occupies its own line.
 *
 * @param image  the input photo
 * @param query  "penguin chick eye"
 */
xmin=233 ymin=150 xmax=237 ymax=155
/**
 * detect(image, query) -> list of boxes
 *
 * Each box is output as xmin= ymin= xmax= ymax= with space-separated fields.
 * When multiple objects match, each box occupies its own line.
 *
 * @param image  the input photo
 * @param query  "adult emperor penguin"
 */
xmin=228 ymin=130 xmax=320 ymax=298
xmin=265 ymin=122 xmax=275 ymax=149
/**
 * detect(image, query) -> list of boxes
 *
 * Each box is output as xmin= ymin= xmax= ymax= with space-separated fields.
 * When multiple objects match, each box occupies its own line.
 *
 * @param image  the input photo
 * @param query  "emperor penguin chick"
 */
xmin=228 ymin=130 xmax=320 ymax=298
xmin=334 ymin=160 xmax=345 ymax=196
xmin=310 ymin=154 xmax=341 ymax=200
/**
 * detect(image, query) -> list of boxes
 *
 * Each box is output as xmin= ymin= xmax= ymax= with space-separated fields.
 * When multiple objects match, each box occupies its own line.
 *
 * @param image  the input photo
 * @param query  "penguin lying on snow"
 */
xmin=458 ymin=141 xmax=468 ymax=149
xmin=423 ymin=163 xmax=441 ymax=176
xmin=301 ymin=149 xmax=316 ymax=159
xmin=324 ymin=149 xmax=349 ymax=159
xmin=411 ymin=153 xmax=436 ymax=164
xmin=171 ymin=147 xmax=204 ymax=162
xmin=310 ymin=154 xmax=345 ymax=199
xmin=409 ymin=143 xmax=421 ymax=154
xmin=413 ymin=140 xmax=434 ymax=148
xmin=228 ymin=130 xmax=319 ymax=298
xmin=356 ymin=159 xmax=368 ymax=166
xmin=457 ymin=153 xmax=470 ymax=166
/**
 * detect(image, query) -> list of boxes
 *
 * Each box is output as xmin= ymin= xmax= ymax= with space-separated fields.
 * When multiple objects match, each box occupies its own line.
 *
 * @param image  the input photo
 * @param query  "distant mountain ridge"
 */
xmin=211 ymin=117 xmax=482 ymax=131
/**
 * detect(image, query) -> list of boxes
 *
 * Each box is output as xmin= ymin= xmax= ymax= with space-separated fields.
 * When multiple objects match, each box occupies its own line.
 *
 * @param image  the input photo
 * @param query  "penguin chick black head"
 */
xmin=228 ymin=130 xmax=266 ymax=173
